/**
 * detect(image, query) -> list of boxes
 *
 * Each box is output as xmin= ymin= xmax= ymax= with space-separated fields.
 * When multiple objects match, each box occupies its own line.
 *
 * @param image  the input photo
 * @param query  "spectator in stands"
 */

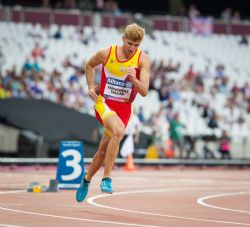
xmin=83 ymin=28 xmax=98 ymax=45
xmin=95 ymin=0 xmax=105 ymax=12
xmin=42 ymin=0 xmax=50 ymax=8
xmin=215 ymin=64 xmax=225 ymax=78
xmin=218 ymin=76 xmax=230 ymax=94
xmin=242 ymin=82 xmax=250 ymax=99
xmin=105 ymin=0 xmax=121 ymax=16
xmin=53 ymin=26 xmax=62 ymax=39
xmin=137 ymin=106 xmax=145 ymax=123
xmin=72 ymin=26 xmax=86 ymax=43
xmin=43 ymin=81 xmax=58 ymax=103
xmin=200 ymin=65 xmax=214 ymax=80
xmin=221 ymin=7 xmax=232 ymax=22
xmin=119 ymin=112 xmax=141 ymax=158
xmin=169 ymin=84 xmax=181 ymax=102
xmin=31 ymin=42 xmax=45 ymax=59
xmin=188 ymin=4 xmax=200 ymax=18
xmin=149 ymin=108 xmax=169 ymax=158
xmin=0 ymin=84 xmax=11 ymax=99
xmin=208 ymin=110 xmax=219 ymax=129
xmin=158 ymin=85 xmax=170 ymax=102
xmin=183 ymin=64 xmax=197 ymax=90
xmin=239 ymin=35 xmax=248 ymax=46
xmin=178 ymin=0 xmax=187 ymax=17
xmin=184 ymin=64 xmax=196 ymax=81
xmin=169 ymin=113 xmax=185 ymax=159
xmin=218 ymin=129 xmax=231 ymax=159
xmin=23 ymin=58 xmax=33 ymax=72
xmin=174 ymin=62 xmax=181 ymax=73
xmin=166 ymin=59 xmax=175 ymax=72
xmin=247 ymin=100 xmax=250 ymax=114
xmin=237 ymin=112 xmax=245 ymax=125
xmin=29 ymin=77 xmax=43 ymax=99
xmin=32 ymin=59 xmax=42 ymax=73
xmin=64 ymin=0 xmax=77 ymax=9
xmin=232 ymin=10 xmax=241 ymax=23
xmin=231 ymin=81 xmax=240 ymax=95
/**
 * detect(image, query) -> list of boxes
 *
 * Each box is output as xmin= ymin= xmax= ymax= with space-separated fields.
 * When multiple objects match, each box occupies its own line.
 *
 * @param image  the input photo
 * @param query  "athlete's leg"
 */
xmin=85 ymin=131 xmax=111 ymax=181
xmin=76 ymin=130 xmax=111 ymax=202
xmin=103 ymin=114 xmax=125 ymax=178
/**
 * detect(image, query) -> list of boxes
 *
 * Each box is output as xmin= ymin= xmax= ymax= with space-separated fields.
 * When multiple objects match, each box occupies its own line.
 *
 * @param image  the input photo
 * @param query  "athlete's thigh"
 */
xmin=105 ymin=113 xmax=125 ymax=134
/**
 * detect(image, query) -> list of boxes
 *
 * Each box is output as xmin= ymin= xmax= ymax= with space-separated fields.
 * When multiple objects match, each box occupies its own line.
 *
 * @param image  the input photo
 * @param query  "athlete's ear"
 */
xmin=122 ymin=36 xmax=125 ymax=42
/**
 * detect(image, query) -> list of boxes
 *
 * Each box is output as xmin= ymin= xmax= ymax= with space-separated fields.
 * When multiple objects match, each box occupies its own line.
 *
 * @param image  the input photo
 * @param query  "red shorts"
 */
xmin=95 ymin=96 xmax=132 ymax=128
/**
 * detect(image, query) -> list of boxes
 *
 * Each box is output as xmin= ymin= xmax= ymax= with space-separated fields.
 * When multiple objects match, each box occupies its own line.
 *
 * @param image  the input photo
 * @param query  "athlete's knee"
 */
xmin=112 ymin=125 xmax=125 ymax=141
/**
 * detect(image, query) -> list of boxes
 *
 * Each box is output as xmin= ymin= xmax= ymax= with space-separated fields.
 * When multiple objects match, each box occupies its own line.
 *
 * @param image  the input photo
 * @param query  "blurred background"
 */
xmin=0 ymin=0 xmax=249 ymax=164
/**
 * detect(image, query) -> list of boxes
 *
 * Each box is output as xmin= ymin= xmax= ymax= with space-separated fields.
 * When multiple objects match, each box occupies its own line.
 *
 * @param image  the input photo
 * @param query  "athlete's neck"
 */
xmin=117 ymin=46 xmax=135 ymax=61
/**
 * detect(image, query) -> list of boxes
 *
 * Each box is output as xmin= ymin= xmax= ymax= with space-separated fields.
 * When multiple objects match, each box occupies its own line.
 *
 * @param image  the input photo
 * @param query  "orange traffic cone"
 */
xmin=165 ymin=139 xmax=175 ymax=158
xmin=124 ymin=155 xmax=137 ymax=171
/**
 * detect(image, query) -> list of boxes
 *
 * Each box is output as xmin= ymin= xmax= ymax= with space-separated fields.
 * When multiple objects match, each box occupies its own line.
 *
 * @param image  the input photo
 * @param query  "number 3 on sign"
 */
xmin=61 ymin=149 xmax=82 ymax=180
xmin=57 ymin=141 xmax=85 ymax=189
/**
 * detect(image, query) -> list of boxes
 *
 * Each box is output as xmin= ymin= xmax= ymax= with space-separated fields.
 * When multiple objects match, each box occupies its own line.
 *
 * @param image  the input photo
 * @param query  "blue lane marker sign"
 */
xmin=56 ymin=141 xmax=84 ymax=189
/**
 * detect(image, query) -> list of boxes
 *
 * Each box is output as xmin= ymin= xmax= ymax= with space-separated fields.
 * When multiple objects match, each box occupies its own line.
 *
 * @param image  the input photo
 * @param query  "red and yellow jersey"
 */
xmin=99 ymin=45 xmax=142 ymax=103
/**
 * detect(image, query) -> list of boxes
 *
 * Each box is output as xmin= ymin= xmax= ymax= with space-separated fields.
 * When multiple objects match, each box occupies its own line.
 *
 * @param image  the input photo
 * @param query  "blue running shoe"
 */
xmin=100 ymin=177 xmax=113 ymax=194
xmin=76 ymin=174 xmax=90 ymax=202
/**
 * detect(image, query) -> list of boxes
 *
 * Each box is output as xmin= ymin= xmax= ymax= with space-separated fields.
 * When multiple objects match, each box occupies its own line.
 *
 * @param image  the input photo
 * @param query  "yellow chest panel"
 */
xmin=104 ymin=45 xmax=141 ymax=77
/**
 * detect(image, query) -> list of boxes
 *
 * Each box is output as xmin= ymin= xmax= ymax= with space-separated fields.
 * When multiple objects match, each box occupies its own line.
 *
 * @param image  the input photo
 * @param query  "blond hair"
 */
xmin=124 ymin=23 xmax=145 ymax=42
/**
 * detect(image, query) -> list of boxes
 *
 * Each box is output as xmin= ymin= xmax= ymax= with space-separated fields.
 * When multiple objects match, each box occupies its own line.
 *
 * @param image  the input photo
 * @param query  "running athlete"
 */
xmin=76 ymin=23 xmax=150 ymax=202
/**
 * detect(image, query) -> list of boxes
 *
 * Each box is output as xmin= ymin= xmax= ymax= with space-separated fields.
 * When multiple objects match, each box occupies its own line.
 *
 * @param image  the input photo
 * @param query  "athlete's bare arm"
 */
xmin=127 ymin=52 xmax=150 ymax=97
xmin=85 ymin=48 xmax=110 ymax=102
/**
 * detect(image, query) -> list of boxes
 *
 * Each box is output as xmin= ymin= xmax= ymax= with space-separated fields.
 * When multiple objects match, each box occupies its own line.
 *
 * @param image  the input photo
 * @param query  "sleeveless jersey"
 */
xmin=99 ymin=45 xmax=142 ymax=103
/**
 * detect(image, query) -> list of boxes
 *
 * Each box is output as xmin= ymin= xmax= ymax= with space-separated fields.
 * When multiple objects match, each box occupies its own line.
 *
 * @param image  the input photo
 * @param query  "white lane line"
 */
xmin=197 ymin=191 xmax=250 ymax=214
xmin=87 ymin=188 xmax=250 ymax=226
xmin=0 ymin=206 xmax=159 ymax=227
xmin=0 ymin=191 xmax=26 ymax=195
xmin=0 ymin=191 xmax=159 ymax=227
xmin=0 ymin=203 xmax=94 ymax=208
xmin=0 ymin=224 xmax=25 ymax=227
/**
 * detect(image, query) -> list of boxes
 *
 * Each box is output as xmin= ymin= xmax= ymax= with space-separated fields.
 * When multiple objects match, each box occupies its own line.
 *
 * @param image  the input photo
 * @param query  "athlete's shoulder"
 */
xmin=97 ymin=46 xmax=112 ymax=56
xmin=140 ymin=50 xmax=150 ymax=60
xmin=95 ymin=46 xmax=112 ymax=63
xmin=139 ymin=51 xmax=150 ymax=66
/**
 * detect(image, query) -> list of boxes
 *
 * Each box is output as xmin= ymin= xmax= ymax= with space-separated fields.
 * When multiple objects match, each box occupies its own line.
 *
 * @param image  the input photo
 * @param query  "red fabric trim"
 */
xmin=115 ymin=46 xmax=139 ymax=63
xmin=99 ymin=66 xmax=106 ymax=96
xmin=137 ymin=50 xmax=142 ymax=67
xmin=103 ymin=46 xmax=112 ymax=66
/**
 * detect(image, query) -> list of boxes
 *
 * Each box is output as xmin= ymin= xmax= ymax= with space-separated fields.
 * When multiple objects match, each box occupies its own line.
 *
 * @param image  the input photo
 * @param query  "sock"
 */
xmin=84 ymin=177 xmax=90 ymax=183
xmin=102 ymin=177 xmax=111 ymax=181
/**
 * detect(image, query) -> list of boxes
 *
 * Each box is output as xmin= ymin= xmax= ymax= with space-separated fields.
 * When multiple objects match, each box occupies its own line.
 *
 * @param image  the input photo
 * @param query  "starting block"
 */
xmin=27 ymin=182 xmax=40 ymax=192
xmin=47 ymin=179 xmax=58 ymax=192
xmin=33 ymin=185 xmax=42 ymax=193
xmin=27 ymin=179 xmax=58 ymax=193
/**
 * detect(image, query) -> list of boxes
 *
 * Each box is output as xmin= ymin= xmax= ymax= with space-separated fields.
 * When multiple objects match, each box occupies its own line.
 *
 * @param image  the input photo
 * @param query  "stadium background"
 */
xmin=0 ymin=0 xmax=250 ymax=165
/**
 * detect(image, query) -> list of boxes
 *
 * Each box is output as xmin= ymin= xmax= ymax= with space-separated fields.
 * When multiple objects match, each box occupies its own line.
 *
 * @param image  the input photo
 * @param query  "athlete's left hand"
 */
xmin=127 ymin=67 xmax=136 ymax=82
xmin=88 ymin=84 xmax=99 ymax=102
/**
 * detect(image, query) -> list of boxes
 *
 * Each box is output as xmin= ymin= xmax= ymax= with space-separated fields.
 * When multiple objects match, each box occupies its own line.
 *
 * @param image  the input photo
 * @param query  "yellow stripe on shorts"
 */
xmin=95 ymin=96 xmax=116 ymax=124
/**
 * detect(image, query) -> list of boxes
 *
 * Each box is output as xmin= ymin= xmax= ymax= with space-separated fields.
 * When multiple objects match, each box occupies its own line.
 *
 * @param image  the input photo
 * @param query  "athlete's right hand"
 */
xmin=88 ymin=85 xmax=99 ymax=102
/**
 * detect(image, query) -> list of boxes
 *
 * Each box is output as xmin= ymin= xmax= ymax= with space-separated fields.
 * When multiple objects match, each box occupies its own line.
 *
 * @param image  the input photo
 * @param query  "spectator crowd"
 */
xmin=0 ymin=21 xmax=250 ymax=159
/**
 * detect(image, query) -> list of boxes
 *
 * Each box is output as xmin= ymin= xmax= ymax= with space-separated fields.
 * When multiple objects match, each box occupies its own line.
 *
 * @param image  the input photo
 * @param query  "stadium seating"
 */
xmin=0 ymin=21 xmax=249 ymax=144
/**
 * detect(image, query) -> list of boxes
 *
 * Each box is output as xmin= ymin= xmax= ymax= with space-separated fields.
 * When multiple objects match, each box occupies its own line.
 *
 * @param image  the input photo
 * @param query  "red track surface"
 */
xmin=0 ymin=166 xmax=250 ymax=227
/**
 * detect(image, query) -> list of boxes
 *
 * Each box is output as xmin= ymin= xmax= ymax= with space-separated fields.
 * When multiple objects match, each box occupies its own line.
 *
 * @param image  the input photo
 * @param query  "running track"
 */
xmin=0 ymin=166 xmax=250 ymax=227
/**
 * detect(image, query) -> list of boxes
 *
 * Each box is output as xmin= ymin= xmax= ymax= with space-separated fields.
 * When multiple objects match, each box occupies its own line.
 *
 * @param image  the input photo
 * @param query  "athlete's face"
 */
xmin=122 ymin=36 xmax=141 ymax=57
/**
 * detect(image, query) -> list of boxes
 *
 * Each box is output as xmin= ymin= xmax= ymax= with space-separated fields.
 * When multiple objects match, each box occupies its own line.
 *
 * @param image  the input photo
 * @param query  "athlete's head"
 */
xmin=124 ymin=23 xmax=145 ymax=42
xmin=122 ymin=23 xmax=145 ymax=57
